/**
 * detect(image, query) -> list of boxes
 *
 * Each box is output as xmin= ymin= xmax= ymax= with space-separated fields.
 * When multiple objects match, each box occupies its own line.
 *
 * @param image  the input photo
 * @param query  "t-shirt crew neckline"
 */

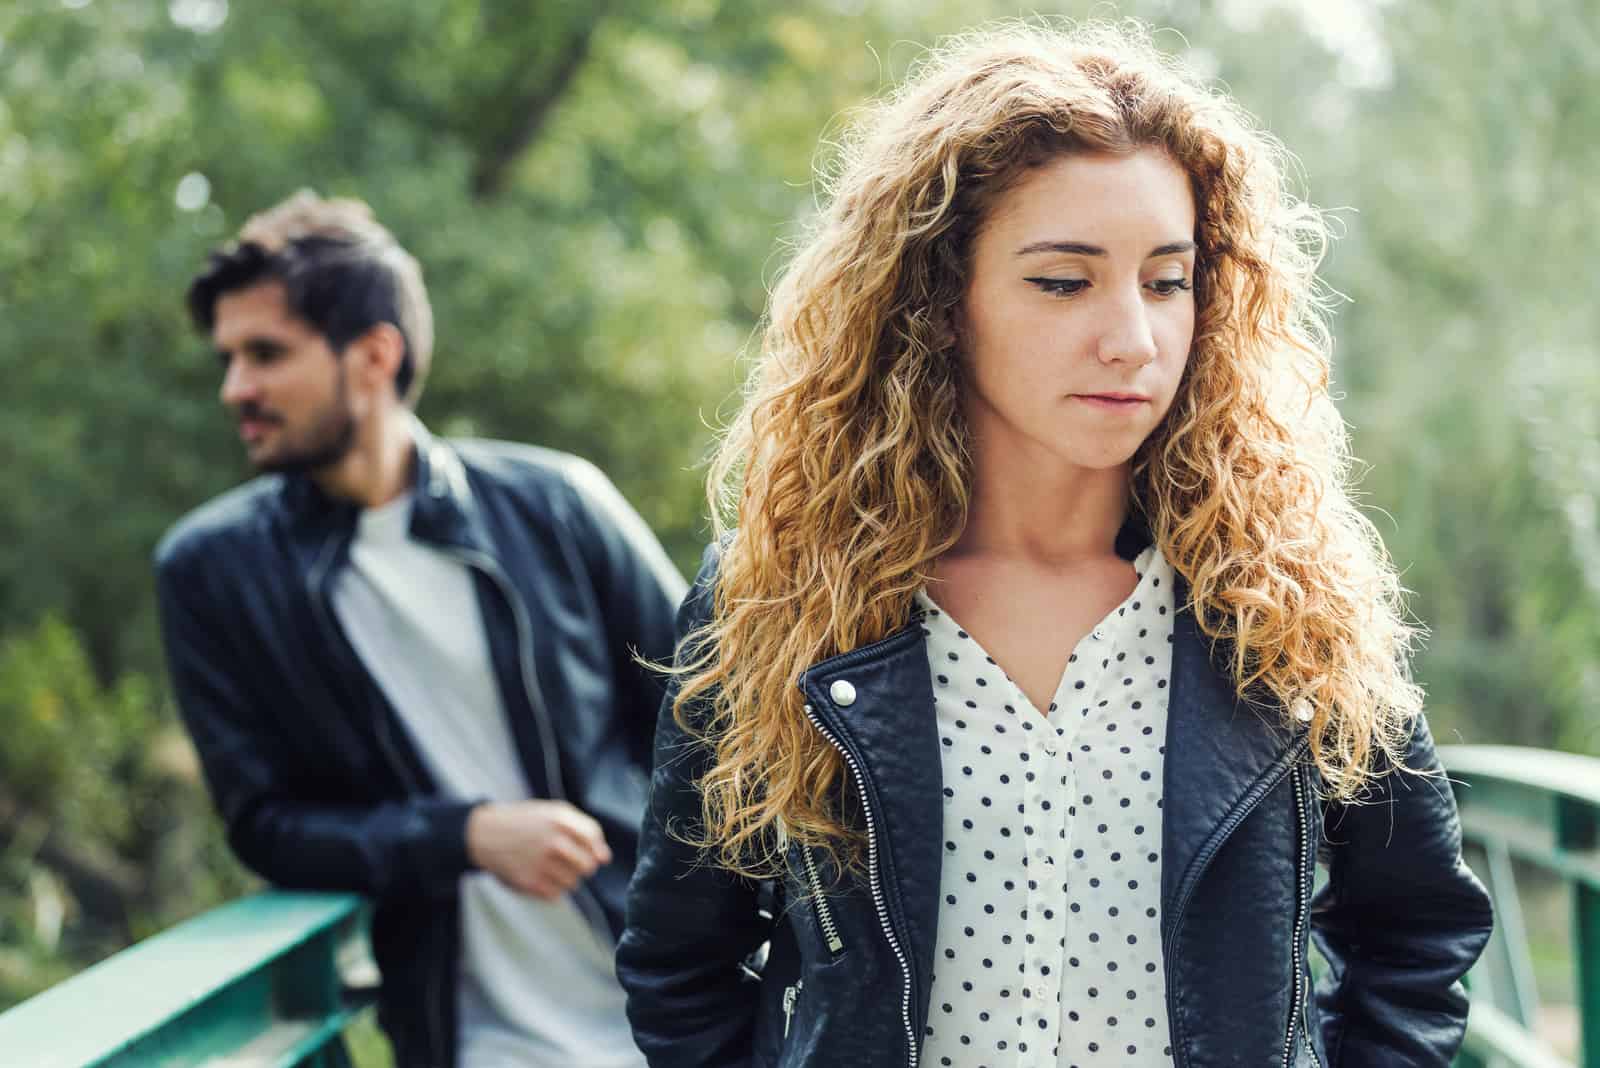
xmin=356 ymin=490 xmax=414 ymax=542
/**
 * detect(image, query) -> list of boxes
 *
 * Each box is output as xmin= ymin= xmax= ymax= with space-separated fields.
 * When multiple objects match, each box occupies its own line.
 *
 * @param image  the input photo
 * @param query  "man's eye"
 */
xmin=1025 ymin=276 xmax=1089 ymax=298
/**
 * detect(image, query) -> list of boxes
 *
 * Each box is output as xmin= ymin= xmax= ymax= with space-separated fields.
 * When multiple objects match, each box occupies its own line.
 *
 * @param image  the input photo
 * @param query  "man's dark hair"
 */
xmin=186 ymin=190 xmax=435 ymax=405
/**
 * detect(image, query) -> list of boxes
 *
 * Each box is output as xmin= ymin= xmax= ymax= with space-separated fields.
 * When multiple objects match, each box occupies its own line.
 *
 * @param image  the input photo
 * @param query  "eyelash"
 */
xmin=1024 ymin=277 xmax=1193 ymax=299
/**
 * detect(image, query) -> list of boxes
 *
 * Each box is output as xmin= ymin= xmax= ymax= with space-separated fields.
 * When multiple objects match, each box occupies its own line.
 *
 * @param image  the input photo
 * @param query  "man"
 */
xmin=155 ymin=191 xmax=684 ymax=1068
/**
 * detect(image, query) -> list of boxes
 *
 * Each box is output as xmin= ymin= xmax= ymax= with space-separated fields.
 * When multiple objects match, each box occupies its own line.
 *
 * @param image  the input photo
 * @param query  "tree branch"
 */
xmin=0 ymin=789 xmax=140 ymax=936
xmin=470 ymin=10 xmax=610 ymax=200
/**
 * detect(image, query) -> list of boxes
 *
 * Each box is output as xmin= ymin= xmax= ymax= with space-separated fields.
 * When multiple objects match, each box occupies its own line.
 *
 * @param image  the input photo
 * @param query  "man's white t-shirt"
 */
xmin=331 ymin=492 xmax=644 ymax=1068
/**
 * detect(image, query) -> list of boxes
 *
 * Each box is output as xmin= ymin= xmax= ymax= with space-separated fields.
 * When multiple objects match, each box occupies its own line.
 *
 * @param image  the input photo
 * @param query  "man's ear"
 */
xmin=348 ymin=322 xmax=406 ymax=398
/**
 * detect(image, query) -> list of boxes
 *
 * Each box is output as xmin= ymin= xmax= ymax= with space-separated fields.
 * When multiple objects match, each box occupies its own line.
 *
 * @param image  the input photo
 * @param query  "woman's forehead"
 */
xmin=976 ymin=150 xmax=1197 ymax=253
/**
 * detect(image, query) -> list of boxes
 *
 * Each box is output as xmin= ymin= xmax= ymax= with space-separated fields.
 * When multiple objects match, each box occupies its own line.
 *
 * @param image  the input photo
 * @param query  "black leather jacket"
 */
xmin=617 ymin=544 xmax=1494 ymax=1068
xmin=155 ymin=421 xmax=685 ymax=1068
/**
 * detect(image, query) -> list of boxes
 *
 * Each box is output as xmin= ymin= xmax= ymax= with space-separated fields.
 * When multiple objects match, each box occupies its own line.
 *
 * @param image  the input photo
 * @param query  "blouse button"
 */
xmin=1091 ymin=627 xmax=1106 ymax=641
xmin=830 ymin=679 xmax=858 ymax=706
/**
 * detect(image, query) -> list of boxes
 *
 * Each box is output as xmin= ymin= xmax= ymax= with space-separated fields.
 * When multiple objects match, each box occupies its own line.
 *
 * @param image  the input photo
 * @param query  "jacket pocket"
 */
xmin=750 ymin=914 xmax=802 ymax=1066
xmin=801 ymin=845 xmax=847 ymax=957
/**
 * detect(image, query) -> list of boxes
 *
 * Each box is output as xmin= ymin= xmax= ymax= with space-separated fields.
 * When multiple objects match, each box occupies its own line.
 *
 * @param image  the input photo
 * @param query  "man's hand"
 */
xmin=466 ymin=800 xmax=613 ymax=900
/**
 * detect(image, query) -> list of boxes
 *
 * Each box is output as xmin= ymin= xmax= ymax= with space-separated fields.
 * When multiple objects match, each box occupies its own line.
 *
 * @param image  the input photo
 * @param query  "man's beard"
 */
xmin=247 ymin=379 xmax=359 ymax=475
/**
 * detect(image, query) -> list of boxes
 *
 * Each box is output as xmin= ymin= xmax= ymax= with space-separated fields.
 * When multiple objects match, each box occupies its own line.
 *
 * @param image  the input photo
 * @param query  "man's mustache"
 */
xmin=234 ymin=403 xmax=283 ymax=424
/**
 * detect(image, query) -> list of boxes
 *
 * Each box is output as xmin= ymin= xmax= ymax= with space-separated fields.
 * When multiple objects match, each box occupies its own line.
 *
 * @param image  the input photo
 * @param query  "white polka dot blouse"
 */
xmin=917 ymin=544 xmax=1176 ymax=1067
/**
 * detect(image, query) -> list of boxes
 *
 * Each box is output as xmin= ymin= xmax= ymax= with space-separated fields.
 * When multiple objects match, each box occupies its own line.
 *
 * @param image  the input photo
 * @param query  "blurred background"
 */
xmin=2 ymin=0 xmax=1597 ymax=1060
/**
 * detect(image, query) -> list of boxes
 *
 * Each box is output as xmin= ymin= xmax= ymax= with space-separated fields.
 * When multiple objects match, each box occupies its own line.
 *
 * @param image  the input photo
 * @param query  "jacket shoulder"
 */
xmin=451 ymin=437 xmax=581 ymax=478
xmin=679 ymin=537 xmax=727 ymax=633
xmin=450 ymin=438 xmax=604 ymax=501
xmin=154 ymin=476 xmax=283 ymax=574
xmin=450 ymin=437 xmax=641 ymax=526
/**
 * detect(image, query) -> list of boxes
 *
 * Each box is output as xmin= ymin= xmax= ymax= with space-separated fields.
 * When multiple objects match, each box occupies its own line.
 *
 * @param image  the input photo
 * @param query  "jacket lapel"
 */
xmin=799 ymin=622 xmax=944 ymax=1020
xmin=795 ymin=568 xmax=1308 ymax=1029
xmin=1159 ymin=577 xmax=1302 ymax=940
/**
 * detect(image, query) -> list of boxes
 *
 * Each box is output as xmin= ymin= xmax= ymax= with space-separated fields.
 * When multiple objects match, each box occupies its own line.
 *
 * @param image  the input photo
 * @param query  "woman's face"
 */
xmin=958 ymin=148 xmax=1198 ymax=476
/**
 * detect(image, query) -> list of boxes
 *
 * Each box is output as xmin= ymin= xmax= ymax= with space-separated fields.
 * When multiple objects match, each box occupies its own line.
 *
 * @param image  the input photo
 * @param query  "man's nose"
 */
xmin=219 ymin=357 xmax=257 ymax=408
xmin=1096 ymin=288 xmax=1159 ymax=366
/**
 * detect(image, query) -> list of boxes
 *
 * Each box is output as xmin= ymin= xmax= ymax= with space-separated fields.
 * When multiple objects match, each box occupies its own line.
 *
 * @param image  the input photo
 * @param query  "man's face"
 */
xmin=212 ymin=281 xmax=356 ymax=473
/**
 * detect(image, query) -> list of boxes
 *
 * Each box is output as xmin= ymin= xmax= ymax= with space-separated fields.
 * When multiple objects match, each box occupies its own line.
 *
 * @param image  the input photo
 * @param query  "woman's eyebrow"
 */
xmin=1016 ymin=239 xmax=1105 ymax=257
xmin=1014 ymin=239 xmax=1197 ymax=257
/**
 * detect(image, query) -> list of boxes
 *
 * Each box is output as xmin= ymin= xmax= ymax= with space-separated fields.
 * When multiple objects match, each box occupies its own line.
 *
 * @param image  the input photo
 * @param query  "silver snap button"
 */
xmin=1292 ymin=698 xmax=1314 ymax=724
xmin=829 ymin=679 xmax=857 ymax=706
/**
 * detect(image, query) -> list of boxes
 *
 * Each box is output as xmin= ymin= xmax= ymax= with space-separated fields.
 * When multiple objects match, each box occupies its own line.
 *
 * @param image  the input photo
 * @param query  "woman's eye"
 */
xmin=1025 ymin=276 xmax=1089 ymax=297
xmin=1148 ymin=278 xmax=1192 ymax=297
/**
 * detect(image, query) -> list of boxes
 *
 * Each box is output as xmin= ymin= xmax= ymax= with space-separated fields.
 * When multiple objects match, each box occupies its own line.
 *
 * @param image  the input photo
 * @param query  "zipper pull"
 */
xmin=782 ymin=980 xmax=802 ymax=1037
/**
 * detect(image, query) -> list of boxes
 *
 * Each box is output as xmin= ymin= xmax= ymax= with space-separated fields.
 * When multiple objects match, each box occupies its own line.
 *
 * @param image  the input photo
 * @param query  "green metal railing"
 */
xmin=0 ymin=746 xmax=1595 ymax=1067
xmin=1444 ymin=745 xmax=1600 ymax=1068
xmin=0 ymin=891 xmax=374 ymax=1067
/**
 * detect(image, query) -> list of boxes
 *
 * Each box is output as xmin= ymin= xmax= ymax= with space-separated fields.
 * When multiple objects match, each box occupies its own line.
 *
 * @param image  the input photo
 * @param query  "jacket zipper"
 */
xmin=801 ymin=846 xmax=845 ymax=954
xmin=1164 ymin=735 xmax=1309 ymax=1068
xmin=782 ymin=979 xmax=804 ymax=1038
xmin=1285 ymin=764 xmax=1322 ymax=1068
xmin=308 ymin=530 xmax=452 ymax=1068
xmin=439 ymin=547 xmax=567 ymax=800
xmin=802 ymin=703 xmax=918 ymax=1068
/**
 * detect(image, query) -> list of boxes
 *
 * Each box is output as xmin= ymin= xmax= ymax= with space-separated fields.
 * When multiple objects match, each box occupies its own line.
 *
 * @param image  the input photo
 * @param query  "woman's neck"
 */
xmin=954 ymin=442 xmax=1130 ymax=565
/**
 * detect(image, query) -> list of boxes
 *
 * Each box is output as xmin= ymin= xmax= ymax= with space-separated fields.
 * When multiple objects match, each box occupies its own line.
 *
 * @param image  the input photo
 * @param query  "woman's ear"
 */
xmin=941 ymin=301 xmax=966 ymax=358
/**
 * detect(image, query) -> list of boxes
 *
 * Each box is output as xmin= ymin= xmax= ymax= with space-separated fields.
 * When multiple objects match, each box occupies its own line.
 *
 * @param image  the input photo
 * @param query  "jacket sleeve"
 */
xmin=155 ymin=546 xmax=478 ymax=899
xmin=615 ymin=542 xmax=772 ymax=1068
xmin=562 ymin=457 xmax=689 ymax=769
xmin=1310 ymin=713 xmax=1495 ymax=1067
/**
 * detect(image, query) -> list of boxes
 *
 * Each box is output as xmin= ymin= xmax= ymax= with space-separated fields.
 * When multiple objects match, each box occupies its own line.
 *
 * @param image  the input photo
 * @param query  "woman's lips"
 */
xmin=1072 ymin=393 xmax=1149 ymax=410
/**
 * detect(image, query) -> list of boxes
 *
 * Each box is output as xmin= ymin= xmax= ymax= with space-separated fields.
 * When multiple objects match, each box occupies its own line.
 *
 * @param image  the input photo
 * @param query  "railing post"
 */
xmin=275 ymin=916 xmax=354 ymax=1068
xmin=1470 ymin=836 xmax=1543 ymax=1031
xmin=0 ymin=891 xmax=372 ymax=1068
xmin=1581 ymin=886 xmax=1600 ymax=1068
xmin=1558 ymin=797 xmax=1599 ymax=1068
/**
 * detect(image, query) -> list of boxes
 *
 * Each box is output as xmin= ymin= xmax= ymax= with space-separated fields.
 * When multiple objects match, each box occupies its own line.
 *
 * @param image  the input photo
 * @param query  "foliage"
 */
xmin=0 ymin=617 xmax=252 ymax=1005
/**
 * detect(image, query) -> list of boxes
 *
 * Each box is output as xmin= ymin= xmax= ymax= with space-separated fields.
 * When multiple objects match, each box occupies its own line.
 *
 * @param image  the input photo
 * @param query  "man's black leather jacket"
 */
xmin=156 ymin=420 xmax=684 ymax=1068
xmin=617 ymin=543 xmax=1494 ymax=1068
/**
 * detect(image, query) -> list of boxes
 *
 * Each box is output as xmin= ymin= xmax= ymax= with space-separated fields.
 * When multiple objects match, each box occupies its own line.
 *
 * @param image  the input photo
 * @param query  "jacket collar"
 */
xmin=796 ymin=562 xmax=1306 ymax=949
xmin=1156 ymin=577 xmax=1304 ymax=936
xmin=279 ymin=414 xmax=495 ymax=565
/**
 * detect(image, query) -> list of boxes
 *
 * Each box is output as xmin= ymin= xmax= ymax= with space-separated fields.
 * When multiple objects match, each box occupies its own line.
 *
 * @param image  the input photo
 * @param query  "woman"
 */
xmin=617 ymin=21 xmax=1493 ymax=1068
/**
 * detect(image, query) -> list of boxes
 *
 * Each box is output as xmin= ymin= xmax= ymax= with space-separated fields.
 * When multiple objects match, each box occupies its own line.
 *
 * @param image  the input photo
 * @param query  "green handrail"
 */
xmin=0 ymin=890 xmax=374 ymax=1067
xmin=2 ymin=745 xmax=1594 ymax=1067
xmin=1443 ymin=745 xmax=1600 ymax=1068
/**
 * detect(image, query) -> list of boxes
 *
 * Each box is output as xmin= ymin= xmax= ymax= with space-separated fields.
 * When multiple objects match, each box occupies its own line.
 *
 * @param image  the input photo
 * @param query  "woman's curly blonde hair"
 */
xmin=672 ymin=19 xmax=1424 ymax=879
